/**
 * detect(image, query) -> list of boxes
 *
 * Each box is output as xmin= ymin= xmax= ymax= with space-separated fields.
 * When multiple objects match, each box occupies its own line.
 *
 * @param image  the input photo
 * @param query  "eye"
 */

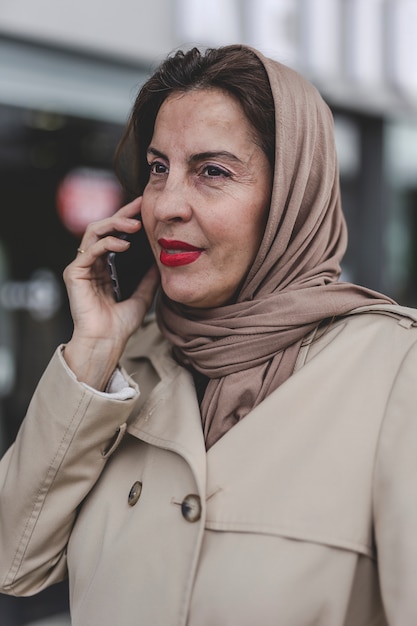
xmin=202 ymin=165 xmax=231 ymax=178
xmin=149 ymin=161 xmax=168 ymax=175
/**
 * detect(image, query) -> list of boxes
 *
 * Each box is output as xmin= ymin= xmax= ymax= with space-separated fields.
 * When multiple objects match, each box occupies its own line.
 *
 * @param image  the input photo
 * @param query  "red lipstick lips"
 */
xmin=158 ymin=238 xmax=203 ymax=267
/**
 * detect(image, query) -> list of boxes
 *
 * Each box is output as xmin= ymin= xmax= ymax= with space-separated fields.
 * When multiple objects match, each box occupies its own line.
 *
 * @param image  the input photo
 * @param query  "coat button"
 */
xmin=128 ymin=481 xmax=142 ymax=506
xmin=181 ymin=494 xmax=201 ymax=522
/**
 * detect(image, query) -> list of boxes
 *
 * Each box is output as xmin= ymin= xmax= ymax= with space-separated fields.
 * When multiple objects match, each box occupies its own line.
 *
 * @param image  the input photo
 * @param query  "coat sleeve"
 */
xmin=373 ymin=338 xmax=417 ymax=625
xmin=0 ymin=347 xmax=137 ymax=596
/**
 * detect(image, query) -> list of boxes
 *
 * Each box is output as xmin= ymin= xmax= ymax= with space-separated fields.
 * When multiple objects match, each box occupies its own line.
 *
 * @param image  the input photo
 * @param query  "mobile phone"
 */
xmin=107 ymin=217 xmax=154 ymax=301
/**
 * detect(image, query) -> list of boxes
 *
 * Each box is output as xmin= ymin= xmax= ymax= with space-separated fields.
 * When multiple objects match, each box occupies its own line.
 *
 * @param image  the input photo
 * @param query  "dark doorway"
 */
xmin=0 ymin=103 xmax=123 ymax=625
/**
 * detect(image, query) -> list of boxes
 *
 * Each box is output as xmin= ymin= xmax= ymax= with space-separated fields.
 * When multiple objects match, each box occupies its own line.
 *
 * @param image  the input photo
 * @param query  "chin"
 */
xmin=161 ymin=275 xmax=231 ymax=309
xmin=162 ymin=284 xmax=200 ymax=308
xmin=163 ymin=287 xmax=214 ymax=309
xmin=167 ymin=293 xmax=207 ymax=308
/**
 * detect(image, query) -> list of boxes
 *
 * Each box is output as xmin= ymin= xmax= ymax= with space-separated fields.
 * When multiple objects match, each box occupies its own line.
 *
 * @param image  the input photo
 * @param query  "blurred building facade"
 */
xmin=1 ymin=1 xmax=417 ymax=624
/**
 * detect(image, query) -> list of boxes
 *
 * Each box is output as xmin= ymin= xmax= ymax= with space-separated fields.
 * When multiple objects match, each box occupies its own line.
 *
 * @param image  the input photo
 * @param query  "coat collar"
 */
xmin=124 ymin=317 xmax=207 ymax=496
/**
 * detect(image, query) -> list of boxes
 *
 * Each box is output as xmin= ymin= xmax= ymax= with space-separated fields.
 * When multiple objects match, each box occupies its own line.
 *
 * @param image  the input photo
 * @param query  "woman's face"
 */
xmin=141 ymin=88 xmax=272 ymax=308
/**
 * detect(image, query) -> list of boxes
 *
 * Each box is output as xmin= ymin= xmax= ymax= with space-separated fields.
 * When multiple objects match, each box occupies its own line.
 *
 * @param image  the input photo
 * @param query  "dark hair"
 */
xmin=115 ymin=45 xmax=275 ymax=197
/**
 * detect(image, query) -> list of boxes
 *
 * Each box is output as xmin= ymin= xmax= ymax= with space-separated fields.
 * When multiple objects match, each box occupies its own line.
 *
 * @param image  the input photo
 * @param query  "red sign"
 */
xmin=56 ymin=168 xmax=123 ymax=236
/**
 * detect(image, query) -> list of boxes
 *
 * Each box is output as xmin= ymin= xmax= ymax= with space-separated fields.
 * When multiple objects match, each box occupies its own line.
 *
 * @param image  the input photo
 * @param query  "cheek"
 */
xmin=240 ymin=200 xmax=269 ymax=252
xmin=217 ymin=222 xmax=262 ymax=284
xmin=211 ymin=194 xmax=267 ymax=267
xmin=140 ymin=192 xmax=154 ymax=232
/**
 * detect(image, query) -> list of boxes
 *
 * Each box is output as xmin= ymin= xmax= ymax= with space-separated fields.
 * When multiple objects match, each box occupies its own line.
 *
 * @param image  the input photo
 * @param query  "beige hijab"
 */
xmin=156 ymin=48 xmax=394 ymax=449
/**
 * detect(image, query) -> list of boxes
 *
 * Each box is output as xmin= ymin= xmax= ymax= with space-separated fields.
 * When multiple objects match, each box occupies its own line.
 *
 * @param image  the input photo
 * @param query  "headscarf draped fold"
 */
xmin=156 ymin=48 xmax=394 ymax=449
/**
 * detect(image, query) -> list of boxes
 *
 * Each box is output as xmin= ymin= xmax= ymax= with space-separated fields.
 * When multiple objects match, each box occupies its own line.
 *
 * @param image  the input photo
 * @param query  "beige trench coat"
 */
xmin=1 ymin=304 xmax=417 ymax=625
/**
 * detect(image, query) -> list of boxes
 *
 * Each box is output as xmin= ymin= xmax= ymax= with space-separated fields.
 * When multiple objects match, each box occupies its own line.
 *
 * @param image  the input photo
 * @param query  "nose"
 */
xmin=152 ymin=175 xmax=193 ymax=223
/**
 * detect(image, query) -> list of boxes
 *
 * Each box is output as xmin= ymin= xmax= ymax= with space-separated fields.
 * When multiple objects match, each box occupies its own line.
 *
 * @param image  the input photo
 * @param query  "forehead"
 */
xmin=151 ymin=88 xmax=256 ymax=149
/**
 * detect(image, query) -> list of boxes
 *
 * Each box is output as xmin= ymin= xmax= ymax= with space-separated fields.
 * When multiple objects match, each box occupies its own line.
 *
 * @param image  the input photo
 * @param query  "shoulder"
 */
xmin=298 ymin=303 xmax=417 ymax=372
xmin=344 ymin=303 xmax=417 ymax=327
xmin=326 ymin=303 xmax=417 ymax=344
xmin=339 ymin=303 xmax=417 ymax=353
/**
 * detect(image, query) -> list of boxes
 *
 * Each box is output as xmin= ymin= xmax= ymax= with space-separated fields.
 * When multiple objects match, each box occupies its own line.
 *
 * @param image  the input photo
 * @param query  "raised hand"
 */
xmin=62 ymin=197 xmax=159 ymax=390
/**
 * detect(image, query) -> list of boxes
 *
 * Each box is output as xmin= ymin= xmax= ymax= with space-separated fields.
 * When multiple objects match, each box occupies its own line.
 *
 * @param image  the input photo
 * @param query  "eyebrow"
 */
xmin=146 ymin=146 xmax=243 ymax=165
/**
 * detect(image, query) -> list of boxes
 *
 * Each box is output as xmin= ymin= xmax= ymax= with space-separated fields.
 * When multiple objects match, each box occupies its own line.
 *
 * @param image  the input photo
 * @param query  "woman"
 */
xmin=1 ymin=45 xmax=417 ymax=626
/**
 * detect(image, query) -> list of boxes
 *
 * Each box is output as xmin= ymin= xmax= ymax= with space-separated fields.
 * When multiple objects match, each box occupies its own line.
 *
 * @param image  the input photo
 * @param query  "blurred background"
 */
xmin=1 ymin=0 xmax=417 ymax=623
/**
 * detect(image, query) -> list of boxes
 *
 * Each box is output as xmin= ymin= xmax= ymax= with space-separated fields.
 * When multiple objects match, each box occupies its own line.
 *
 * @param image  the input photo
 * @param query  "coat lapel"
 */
xmin=124 ymin=320 xmax=207 ymax=496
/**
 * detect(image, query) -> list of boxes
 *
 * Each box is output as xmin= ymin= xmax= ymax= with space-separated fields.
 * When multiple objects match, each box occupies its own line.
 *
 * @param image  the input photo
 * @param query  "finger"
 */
xmin=73 ymin=236 xmax=130 ymax=268
xmin=78 ymin=197 xmax=143 ymax=250
xmin=115 ymin=196 xmax=143 ymax=218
